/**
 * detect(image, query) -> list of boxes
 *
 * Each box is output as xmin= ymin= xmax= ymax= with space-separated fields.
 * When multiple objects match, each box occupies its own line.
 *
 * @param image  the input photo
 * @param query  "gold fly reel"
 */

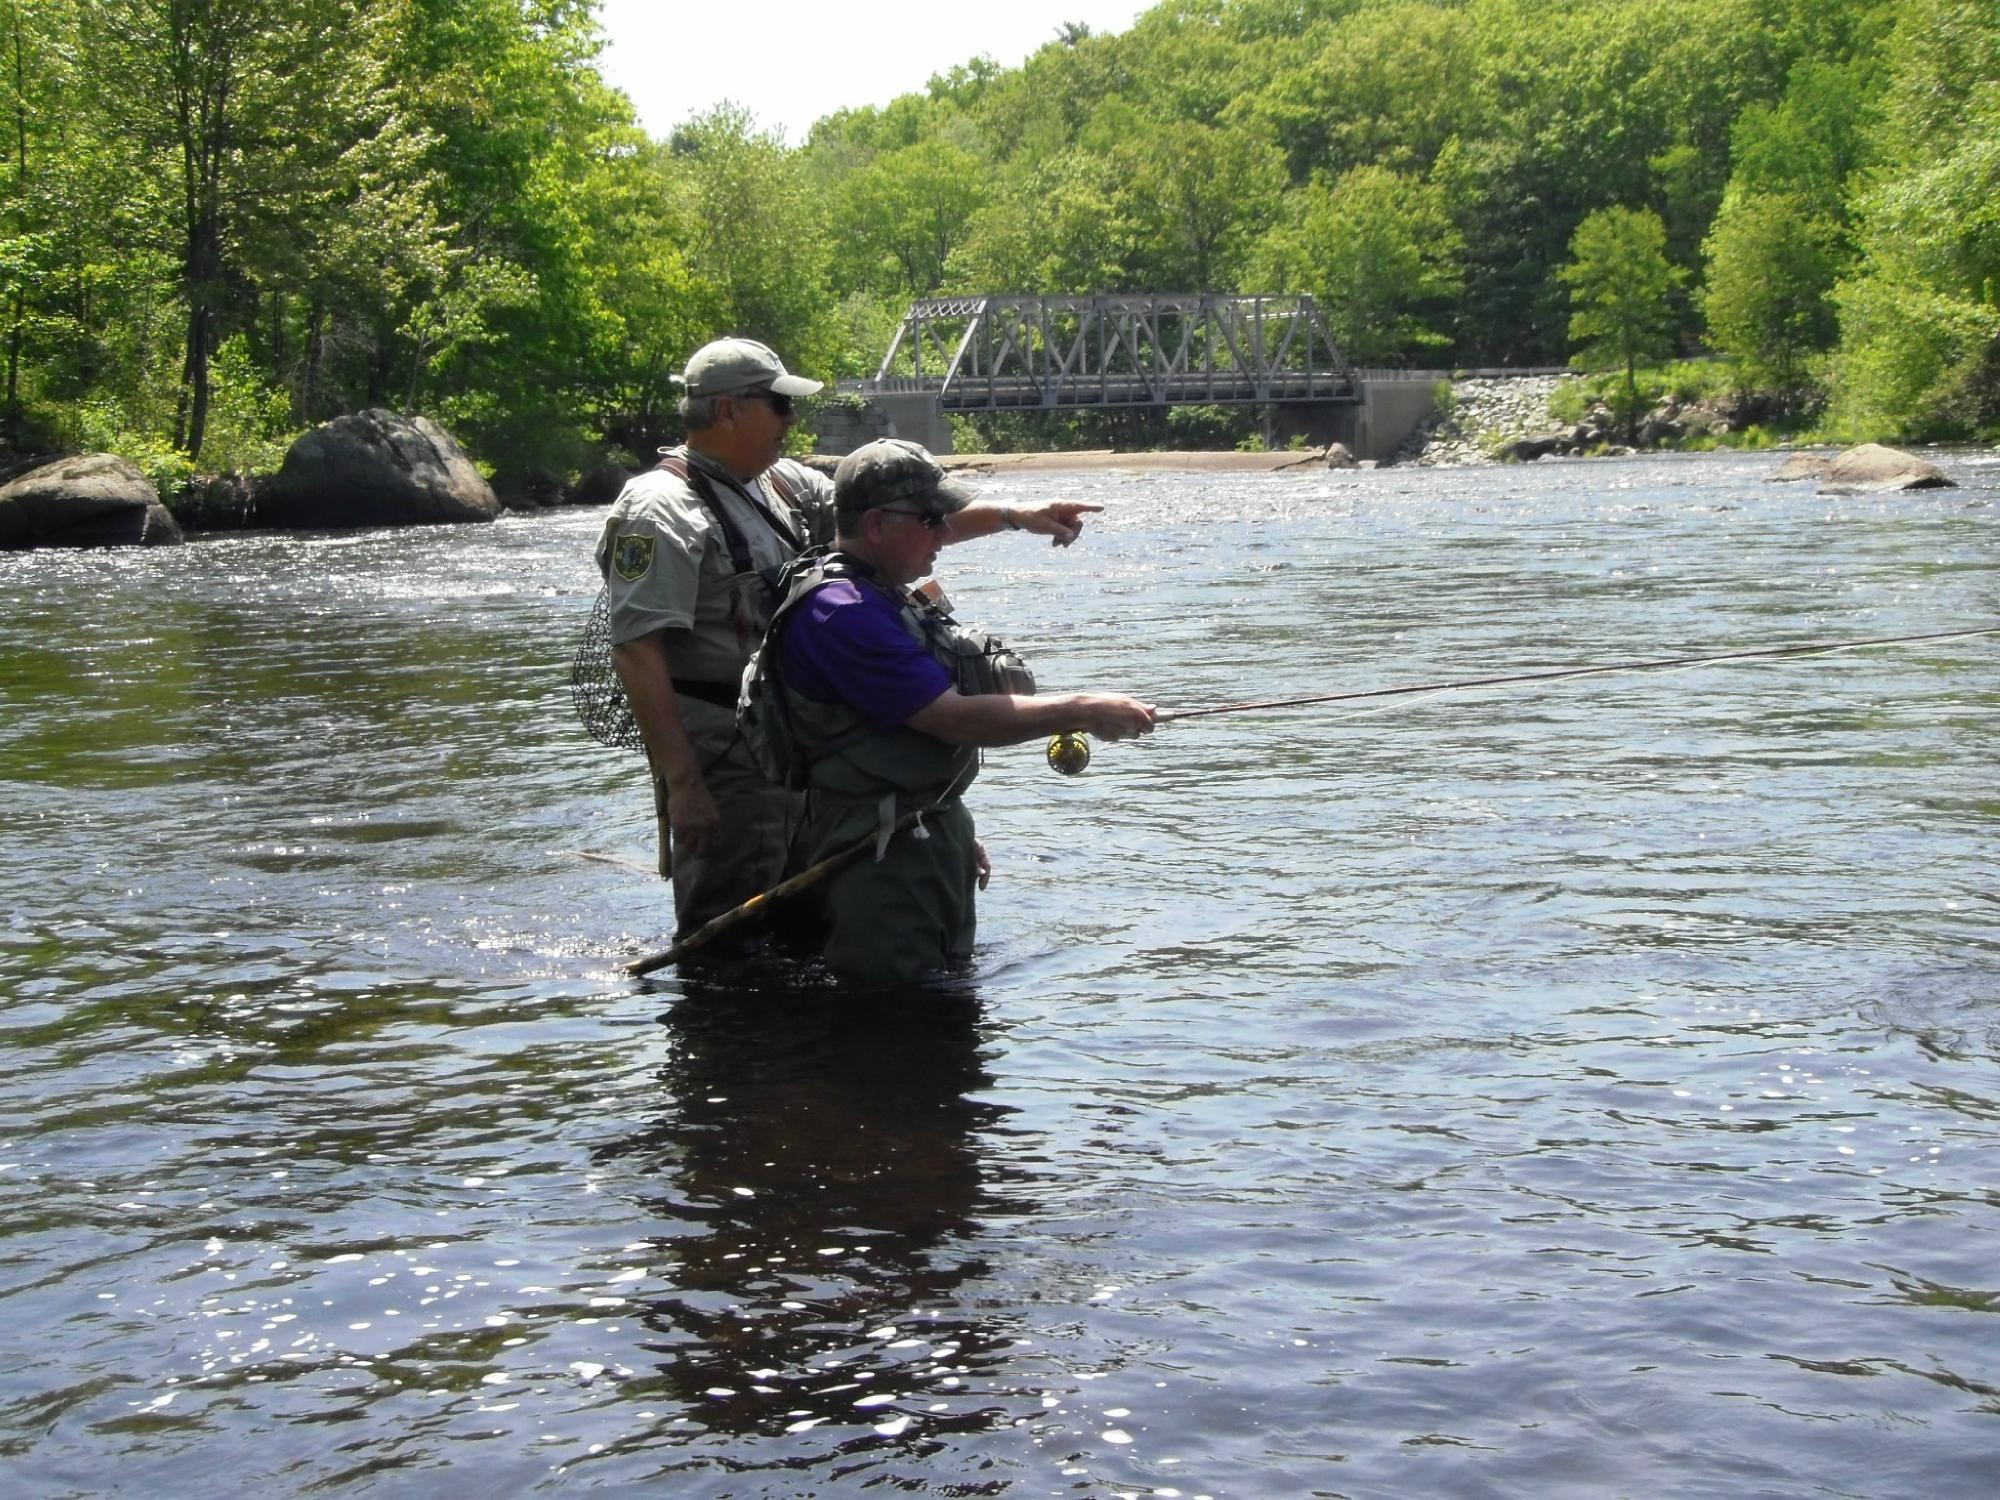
xmin=1046 ymin=732 xmax=1092 ymax=776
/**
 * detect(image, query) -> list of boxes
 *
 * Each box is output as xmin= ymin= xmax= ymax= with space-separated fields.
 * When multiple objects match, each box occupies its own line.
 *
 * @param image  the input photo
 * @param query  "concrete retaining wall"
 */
xmin=813 ymin=394 xmax=955 ymax=456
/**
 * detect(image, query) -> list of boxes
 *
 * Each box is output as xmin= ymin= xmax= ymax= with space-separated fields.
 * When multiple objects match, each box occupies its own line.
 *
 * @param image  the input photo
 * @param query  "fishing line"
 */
xmin=1043 ymin=624 xmax=2000 ymax=774
xmin=1159 ymin=624 xmax=2000 ymax=722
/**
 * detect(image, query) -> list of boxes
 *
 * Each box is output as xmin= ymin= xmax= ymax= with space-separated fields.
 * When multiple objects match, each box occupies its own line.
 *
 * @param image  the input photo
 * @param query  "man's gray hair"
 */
xmin=678 ymin=392 xmax=724 ymax=430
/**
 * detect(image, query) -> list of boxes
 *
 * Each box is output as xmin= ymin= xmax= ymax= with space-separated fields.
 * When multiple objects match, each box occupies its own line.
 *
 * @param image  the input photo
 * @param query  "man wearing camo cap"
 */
xmin=741 ymin=439 xmax=1155 ymax=983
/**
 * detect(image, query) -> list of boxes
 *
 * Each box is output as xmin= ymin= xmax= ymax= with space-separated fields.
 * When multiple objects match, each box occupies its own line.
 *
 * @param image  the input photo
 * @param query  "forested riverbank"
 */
xmin=1 ymin=0 xmax=1995 ymax=513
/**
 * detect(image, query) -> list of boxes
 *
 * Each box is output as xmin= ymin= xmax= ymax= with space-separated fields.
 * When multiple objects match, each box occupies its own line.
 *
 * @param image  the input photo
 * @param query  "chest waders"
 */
xmin=572 ymin=455 xmax=806 ymax=752
xmin=650 ymin=451 xmax=805 ymax=776
xmin=740 ymin=552 xmax=1034 ymax=983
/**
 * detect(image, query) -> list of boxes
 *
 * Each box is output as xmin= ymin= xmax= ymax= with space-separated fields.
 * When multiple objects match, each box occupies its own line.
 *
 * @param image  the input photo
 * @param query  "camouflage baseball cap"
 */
xmin=674 ymin=337 xmax=823 ymax=398
xmin=834 ymin=439 xmax=977 ymax=517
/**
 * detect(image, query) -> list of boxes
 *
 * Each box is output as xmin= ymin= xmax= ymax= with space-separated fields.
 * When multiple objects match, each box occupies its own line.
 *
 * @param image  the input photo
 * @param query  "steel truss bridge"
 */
xmin=847 ymin=293 xmax=1357 ymax=411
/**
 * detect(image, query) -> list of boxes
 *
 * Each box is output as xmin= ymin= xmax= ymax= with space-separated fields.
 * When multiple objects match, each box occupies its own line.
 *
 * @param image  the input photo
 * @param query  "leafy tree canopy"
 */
xmin=5 ymin=0 xmax=1992 ymax=490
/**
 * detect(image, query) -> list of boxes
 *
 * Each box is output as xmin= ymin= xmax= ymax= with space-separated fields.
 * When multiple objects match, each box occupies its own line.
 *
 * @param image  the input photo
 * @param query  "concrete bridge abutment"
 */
xmin=1285 ymin=376 xmax=1444 ymax=462
xmin=813 ymin=392 xmax=956 ymax=456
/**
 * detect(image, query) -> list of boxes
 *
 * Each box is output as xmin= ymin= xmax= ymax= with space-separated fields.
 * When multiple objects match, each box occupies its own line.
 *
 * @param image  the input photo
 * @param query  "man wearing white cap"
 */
xmin=595 ymin=337 xmax=1104 ymax=948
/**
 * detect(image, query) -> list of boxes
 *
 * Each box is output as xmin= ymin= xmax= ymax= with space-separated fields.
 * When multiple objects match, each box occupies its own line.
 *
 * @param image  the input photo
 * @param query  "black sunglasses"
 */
xmin=878 ymin=506 xmax=949 ymax=532
xmin=740 ymin=388 xmax=795 ymax=418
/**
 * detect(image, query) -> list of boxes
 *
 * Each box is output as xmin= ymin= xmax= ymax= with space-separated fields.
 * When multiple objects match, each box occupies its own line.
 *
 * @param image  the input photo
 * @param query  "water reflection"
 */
xmin=4 ymin=465 xmax=1997 ymax=1493
xmin=597 ymin=977 xmax=1033 ymax=1443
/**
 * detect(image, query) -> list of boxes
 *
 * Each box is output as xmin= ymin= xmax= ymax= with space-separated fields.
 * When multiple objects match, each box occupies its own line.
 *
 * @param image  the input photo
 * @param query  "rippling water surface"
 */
xmin=3 ymin=451 xmax=1997 ymax=1497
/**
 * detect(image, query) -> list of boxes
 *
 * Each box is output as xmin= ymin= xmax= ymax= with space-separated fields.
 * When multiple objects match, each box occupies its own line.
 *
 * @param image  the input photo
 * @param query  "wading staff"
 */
xmin=1153 ymin=625 xmax=2000 ymax=725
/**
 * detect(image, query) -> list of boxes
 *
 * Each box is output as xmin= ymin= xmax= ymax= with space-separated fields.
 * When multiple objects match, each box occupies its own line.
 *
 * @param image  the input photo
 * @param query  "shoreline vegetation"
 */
xmin=3 ymin=369 xmax=1976 ymax=551
xmin=2 ymin=0 xmax=1996 ymax=543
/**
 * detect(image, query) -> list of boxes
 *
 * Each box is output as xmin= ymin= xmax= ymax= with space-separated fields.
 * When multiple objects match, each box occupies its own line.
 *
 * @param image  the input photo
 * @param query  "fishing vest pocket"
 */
xmin=933 ymin=626 xmax=1036 ymax=697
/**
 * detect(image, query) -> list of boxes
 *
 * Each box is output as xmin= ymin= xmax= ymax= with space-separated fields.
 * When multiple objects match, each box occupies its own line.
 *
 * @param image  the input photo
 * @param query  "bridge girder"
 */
xmin=858 ymin=293 xmax=1358 ymax=411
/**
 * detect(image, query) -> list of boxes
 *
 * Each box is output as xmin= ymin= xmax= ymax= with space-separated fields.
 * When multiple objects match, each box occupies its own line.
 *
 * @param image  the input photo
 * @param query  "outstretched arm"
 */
xmin=907 ymin=686 xmax=1155 ymax=748
xmin=943 ymin=500 xmax=1103 ymax=548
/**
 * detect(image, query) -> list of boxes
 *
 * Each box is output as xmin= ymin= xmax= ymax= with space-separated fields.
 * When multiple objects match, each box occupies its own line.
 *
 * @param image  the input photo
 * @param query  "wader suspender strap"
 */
xmin=649 ymin=453 xmax=807 ymax=775
xmin=656 ymin=452 xmax=803 ymax=594
xmin=764 ymin=553 xmax=953 ymax=806
xmin=760 ymin=556 xmax=877 ymax=784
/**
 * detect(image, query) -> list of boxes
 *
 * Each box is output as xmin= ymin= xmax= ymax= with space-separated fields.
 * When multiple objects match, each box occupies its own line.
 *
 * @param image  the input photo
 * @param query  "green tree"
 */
xmin=1250 ymin=164 xmax=1463 ymax=364
xmin=1728 ymin=61 xmax=1875 ymax=219
xmin=1240 ymin=2 xmax=1478 ymax=181
xmin=1702 ymin=189 xmax=1839 ymax=396
xmin=2 ymin=0 xmax=165 ymax=445
xmin=1559 ymin=206 xmax=1684 ymax=437
xmin=84 ymin=0 xmax=400 ymax=461
xmin=388 ymin=0 xmax=669 ymax=488
xmin=831 ymin=135 xmax=987 ymax=297
xmin=945 ymin=145 xmax=1129 ymax=296
xmin=1 ymin=0 xmax=1970 ymax=480
xmin=1829 ymin=0 xmax=2000 ymax=438
xmin=0 ymin=0 xmax=51 ymax=424
xmin=670 ymin=106 xmax=836 ymax=379
xmin=578 ymin=137 xmax=711 ymax=454
xmin=1110 ymin=116 xmax=1286 ymax=290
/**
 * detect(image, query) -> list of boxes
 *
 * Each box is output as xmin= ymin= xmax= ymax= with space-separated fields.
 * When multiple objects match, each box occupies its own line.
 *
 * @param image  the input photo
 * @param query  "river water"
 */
xmin=2 ymin=450 xmax=1997 ymax=1497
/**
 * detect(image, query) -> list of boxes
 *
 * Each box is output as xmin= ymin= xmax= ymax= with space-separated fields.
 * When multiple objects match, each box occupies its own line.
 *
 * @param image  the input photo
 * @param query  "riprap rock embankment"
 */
xmin=1396 ymin=374 xmax=1575 ymax=466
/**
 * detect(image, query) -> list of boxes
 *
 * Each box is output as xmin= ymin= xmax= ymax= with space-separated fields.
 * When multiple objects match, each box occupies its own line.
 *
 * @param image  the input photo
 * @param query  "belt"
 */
xmin=673 ymin=677 xmax=739 ymax=709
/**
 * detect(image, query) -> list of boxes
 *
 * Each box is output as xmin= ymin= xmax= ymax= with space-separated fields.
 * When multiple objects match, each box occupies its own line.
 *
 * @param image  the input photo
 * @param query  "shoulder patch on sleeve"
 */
xmin=611 ymin=533 xmax=656 ymax=581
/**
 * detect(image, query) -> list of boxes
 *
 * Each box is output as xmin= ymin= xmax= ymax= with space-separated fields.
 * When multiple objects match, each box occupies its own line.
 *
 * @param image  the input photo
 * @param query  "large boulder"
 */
xmin=1767 ymin=452 xmax=1835 ymax=483
xmin=1499 ymin=432 xmax=1568 ymax=461
xmin=257 ymin=409 xmax=499 ymax=528
xmin=1818 ymin=442 xmax=1956 ymax=495
xmin=563 ymin=459 xmax=637 ymax=507
xmin=0 ymin=453 xmax=182 ymax=550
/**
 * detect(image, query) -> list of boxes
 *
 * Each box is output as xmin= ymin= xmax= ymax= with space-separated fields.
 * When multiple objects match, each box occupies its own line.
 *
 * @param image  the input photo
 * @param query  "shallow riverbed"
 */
xmin=2 ymin=450 xmax=1997 ymax=1497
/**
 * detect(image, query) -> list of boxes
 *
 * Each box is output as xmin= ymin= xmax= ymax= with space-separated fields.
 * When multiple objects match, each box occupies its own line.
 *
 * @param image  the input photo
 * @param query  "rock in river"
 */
xmin=258 ymin=410 xmax=499 ymax=529
xmin=1818 ymin=443 xmax=1955 ymax=495
xmin=0 ymin=453 xmax=182 ymax=550
xmin=1766 ymin=452 xmax=1835 ymax=483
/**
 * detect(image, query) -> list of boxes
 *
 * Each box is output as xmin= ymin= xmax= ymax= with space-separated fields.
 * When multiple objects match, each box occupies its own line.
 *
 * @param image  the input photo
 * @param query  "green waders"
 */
xmin=743 ymin=552 xmax=990 ymax=984
xmin=807 ymin=795 xmax=979 ymax=986
xmin=651 ymin=695 xmax=804 ymax=941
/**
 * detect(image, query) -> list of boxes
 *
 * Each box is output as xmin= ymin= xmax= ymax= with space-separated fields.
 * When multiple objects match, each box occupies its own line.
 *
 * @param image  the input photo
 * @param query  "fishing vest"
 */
xmin=643 ymin=450 xmax=810 ymax=696
xmin=654 ymin=448 xmax=804 ymax=606
xmin=738 ymin=550 xmax=1034 ymax=802
xmin=574 ymin=454 xmax=820 ymax=748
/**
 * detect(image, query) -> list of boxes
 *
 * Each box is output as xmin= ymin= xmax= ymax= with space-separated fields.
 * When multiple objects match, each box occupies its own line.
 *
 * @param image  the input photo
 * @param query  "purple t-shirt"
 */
xmin=778 ymin=579 xmax=952 ymax=729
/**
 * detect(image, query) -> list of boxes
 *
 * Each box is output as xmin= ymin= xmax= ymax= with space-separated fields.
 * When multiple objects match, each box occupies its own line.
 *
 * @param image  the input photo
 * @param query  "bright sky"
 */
xmin=593 ymin=1 xmax=1153 ymax=145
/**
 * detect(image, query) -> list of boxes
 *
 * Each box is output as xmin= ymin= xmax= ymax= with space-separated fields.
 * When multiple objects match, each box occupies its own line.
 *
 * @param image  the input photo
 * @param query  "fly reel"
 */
xmin=1046 ymin=732 xmax=1091 ymax=776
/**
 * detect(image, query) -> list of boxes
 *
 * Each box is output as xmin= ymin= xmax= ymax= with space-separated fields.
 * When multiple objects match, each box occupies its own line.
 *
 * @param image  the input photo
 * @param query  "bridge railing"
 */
xmin=1349 ymin=366 xmax=1574 ymax=381
xmin=839 ymin=373 xmax=1359 ymax=407
xmin=836 ymin=367 xmax=1569 ymax=407
xmin=934 ymin=371 xmax=1355 ymax=409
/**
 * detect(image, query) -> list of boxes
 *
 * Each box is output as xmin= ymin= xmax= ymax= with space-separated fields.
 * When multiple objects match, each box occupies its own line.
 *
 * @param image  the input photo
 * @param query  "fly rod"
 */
xmin=624 ymin=759 xmax=981 ymax=974
xmin=1164 ymin=624 xmax=2000 ymax=722
xmin=624 ymin=806 xmax=928 ymax=977
xmin=1040 ymin=624 xmax=2000 ymax=773
xmin=627 ymin=626 xmax=1998 ymax=967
